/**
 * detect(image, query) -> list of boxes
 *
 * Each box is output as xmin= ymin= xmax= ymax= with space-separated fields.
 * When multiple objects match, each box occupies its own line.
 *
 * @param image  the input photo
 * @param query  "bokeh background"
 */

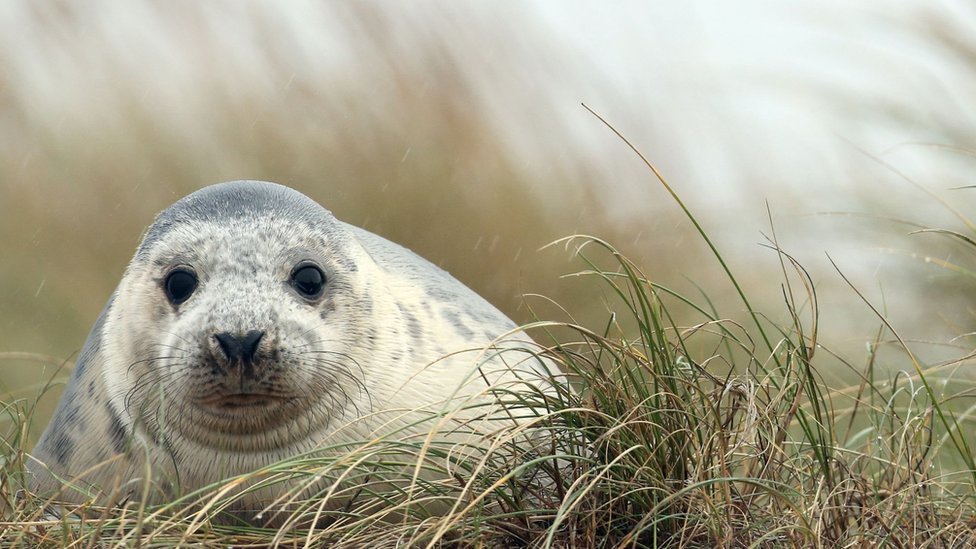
xmin=3 ymin=1 xmax=976 ymax=439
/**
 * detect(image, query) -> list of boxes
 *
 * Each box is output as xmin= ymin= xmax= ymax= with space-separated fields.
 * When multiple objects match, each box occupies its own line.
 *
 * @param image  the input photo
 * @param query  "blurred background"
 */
xmin=2 ymin=1 xmax=976 ymax=436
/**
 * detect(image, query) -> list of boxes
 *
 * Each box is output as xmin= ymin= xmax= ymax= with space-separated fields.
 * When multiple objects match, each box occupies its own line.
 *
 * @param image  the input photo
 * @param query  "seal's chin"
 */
xmin=181 ymin=391 xmax=309 ymax=442
xmin=197 ymin=393 xmax=294 ymax=410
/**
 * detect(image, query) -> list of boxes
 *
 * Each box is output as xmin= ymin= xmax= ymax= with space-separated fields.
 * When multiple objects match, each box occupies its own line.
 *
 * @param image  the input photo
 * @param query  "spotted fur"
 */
xmin=29 ymin=181 xmax=548 ymax=517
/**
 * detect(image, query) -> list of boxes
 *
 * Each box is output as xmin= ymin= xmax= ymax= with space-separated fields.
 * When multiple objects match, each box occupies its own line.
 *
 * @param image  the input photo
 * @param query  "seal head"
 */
xmin=108 ymin=182 xmax=373 ymax=456
xmin=30 ymin=181 xmax=543 ymax=507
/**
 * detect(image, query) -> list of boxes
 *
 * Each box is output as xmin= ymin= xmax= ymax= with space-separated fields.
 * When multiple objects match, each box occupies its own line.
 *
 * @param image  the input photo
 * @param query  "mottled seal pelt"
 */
xmin=29 ymin=180 xmax=547 ymax=513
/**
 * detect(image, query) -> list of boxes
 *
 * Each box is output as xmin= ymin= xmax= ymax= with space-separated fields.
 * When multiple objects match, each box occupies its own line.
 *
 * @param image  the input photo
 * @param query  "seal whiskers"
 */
xmin=29 ymin=180 xmax=550 ymax=520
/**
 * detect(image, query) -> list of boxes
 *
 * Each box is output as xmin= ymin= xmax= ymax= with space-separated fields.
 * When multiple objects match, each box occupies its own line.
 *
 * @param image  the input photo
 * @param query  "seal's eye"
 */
xmin=291 ymin=264 xmax=325 ymax=299
xmin=165 ymin=268 xmax=198 ymax=305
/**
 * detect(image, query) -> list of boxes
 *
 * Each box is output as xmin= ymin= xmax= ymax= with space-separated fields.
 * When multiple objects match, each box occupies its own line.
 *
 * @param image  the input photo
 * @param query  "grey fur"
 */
xmin=138 ymin=181 xmax=331 ymax=259
xmin=29 ymin=180 xmax=547 ymax=516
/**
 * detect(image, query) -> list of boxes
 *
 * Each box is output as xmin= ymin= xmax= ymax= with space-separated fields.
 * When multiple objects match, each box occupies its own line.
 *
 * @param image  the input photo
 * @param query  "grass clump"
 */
xmin=4 ymin=131 xmax=976 ymax=546
xmin=4 ymin=227 xmax=976 ymax=547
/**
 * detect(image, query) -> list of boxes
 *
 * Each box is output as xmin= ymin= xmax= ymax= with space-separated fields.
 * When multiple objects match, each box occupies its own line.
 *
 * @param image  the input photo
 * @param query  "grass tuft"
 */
xmin=4 ymin=228 xmax=976 ymax=546
xmin=4 ymin=123 xmax=976 ymax=544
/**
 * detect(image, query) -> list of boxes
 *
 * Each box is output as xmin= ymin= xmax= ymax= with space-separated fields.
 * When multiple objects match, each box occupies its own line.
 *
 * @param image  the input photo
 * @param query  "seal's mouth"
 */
xmin=198 ymin=393 xmax=293 ymax=409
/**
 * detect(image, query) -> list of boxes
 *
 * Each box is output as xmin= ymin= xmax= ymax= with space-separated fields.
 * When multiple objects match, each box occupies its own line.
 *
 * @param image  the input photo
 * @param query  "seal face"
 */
xmin=29 ymin=181 xmax=545 ymax=510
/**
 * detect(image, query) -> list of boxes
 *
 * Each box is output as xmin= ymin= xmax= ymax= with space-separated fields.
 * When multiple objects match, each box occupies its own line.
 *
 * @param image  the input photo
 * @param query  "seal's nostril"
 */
xmin=242 ymin=330 xmax=264 ymax=363
xmin=214 ymin=330 xmax=265 ymax=364
xmin=214 ymin=332 xmax=237 ymax=361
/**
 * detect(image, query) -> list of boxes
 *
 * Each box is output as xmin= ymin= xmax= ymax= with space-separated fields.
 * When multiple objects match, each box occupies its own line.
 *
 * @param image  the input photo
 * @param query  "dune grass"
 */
xmin=4 ymin=225 xmax=976 ymax=547
xmin=4 ymin=138 xmax=976 ymax=546
xmin=2 ymin=232 xmax=975 ymax=547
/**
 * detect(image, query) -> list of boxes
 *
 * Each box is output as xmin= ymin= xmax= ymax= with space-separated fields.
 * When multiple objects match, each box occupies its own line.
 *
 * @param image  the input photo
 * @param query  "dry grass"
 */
xmin=4 ymin=172 xmax=976 ymax=545
xmin=3 ymin=7 xmax=976 ymax=540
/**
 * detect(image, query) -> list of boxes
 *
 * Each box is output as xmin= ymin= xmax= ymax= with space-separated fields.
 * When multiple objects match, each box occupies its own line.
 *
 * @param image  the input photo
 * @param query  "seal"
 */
xmin=28 ymin=180 xmax=549 ymax=516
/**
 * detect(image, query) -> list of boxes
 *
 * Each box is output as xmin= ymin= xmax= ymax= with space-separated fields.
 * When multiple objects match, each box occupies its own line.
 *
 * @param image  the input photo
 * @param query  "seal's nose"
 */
xmin=214 ymin=330 xmax=265 ymax=365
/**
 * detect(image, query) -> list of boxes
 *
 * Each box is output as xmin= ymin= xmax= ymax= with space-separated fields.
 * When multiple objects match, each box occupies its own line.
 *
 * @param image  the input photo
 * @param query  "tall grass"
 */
xmin=4 ymin=123 xmax=976 ymax=546
xmin=4 ymin=213 xmax=976 ymax=546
